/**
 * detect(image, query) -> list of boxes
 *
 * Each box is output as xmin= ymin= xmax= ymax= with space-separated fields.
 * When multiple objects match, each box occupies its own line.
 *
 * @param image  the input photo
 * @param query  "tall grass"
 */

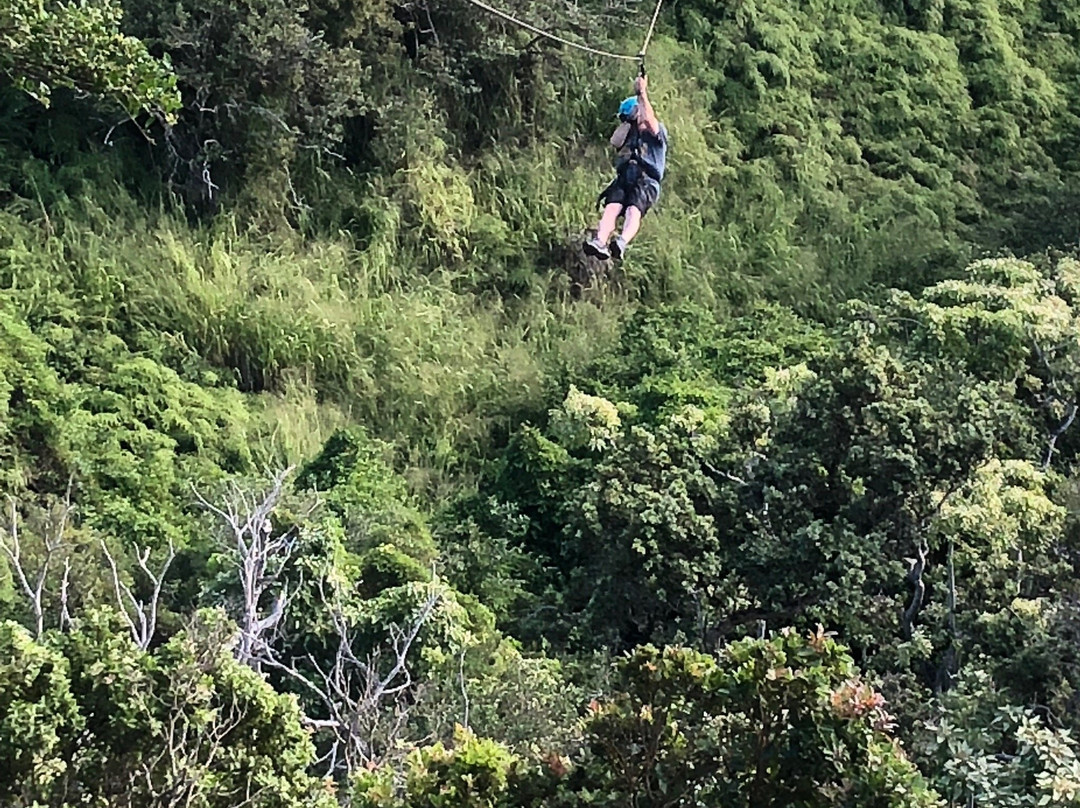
xmin=0 ymin=165 xmax=629 ymax=497
xmin=4 ymin=8 xmax=1038 ymax=497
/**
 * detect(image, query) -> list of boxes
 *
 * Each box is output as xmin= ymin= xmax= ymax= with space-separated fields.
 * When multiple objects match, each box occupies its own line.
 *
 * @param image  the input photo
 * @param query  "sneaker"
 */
xmin=610 ymin=235 xmax=628 ymax=260
xmin=584 ymin=236 xmax=610 ymax=260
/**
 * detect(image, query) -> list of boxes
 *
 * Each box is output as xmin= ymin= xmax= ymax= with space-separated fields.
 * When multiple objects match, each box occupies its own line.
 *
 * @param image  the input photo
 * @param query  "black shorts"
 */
xmin=599 ymin=170 xmax=661 ymax=215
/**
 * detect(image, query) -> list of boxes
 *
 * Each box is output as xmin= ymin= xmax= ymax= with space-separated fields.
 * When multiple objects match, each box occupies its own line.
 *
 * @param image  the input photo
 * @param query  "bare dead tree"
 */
xmin=1 ymin=481 xmax=177 ymax=646
xmin=1044 ymin=402 xmax=1078 ymax=470
xmin=0 ymin=483 xmax=76 ymax=638
xmin=192 ymin=467 xmax=311 ymax=667
xmin=102 ymin=540 xmax=177 ymax=651
xmin=149 ymin=692 xmax=259 ymax=808
xmin=458 ymin=644 xmax=470 ymax=731
xmin=261 ymin=581 xmax=443 ymax=776
xmin=116 ymin=628 xmax=268 ymax=808
xmin=59 ymin=556 xmax=73 ymax=632
xmin=193 ymin=468 xmax=444 ymax=773
xmin=1032 ymin=338 xmax=1080 ymax=470
xmin=901 ymin=539 xmax=929 ymax=641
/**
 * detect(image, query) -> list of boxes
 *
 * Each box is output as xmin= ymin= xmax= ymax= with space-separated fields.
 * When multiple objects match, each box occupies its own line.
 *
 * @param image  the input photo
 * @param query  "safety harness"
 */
xmin=617 ymin=126 xmax=663 ymax=183
xmin=597 ymin=126 xmax=661 ymax=208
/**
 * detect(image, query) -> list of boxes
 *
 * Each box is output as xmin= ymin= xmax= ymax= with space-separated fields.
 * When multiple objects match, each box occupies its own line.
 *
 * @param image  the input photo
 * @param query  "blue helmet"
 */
xmin=618 ymin=96 xmax=639 ymax=120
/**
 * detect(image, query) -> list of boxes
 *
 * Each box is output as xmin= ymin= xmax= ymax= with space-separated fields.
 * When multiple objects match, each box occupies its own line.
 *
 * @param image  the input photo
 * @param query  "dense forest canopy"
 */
xmin=3 ymin=0 xmax=1080 ymax=803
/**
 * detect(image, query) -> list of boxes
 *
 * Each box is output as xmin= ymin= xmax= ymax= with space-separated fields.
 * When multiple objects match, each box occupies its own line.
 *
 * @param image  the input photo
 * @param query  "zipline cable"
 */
xmin=458 ymin=0 xmax=665 ymax=69
xmin=639 ymin=0 xmax=664 ymax=61
xmin=458 ymin=0 xmax=641 ymax=60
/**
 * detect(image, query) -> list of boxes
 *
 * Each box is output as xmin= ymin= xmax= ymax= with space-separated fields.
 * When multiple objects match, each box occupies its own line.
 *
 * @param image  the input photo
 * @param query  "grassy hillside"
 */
xmin=3 ymin=0 xmax=1080 ymax=802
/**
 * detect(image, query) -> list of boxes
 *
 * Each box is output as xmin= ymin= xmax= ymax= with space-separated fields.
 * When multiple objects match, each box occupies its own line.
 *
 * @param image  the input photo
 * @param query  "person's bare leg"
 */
xmin=596 ymin=203 xmax=624 ymax=243
xmin=620 ymin=205 xmax=643 ymax=244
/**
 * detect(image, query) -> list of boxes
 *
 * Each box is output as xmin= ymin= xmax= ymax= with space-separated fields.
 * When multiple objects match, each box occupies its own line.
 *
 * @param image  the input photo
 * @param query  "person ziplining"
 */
xmin=458 ymin=0 xmax=666 ymax=263
xmin=584 ymin=73 xmax=667 ymax=261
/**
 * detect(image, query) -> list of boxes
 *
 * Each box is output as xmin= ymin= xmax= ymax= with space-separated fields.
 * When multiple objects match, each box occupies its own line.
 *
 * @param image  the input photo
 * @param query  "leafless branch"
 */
xmin=260 ymin=582 xmax=443 ymax=775
xmin=420 ymin=0 xmax=440 ymax=46
xmin=124 ymin=641 xmax=268 ymax=808
xmin=2 ymin=497 xmax=46 ymax=637
xmin=1032 ymin=338 xmax=1065 ymax=396
xmin=701 ymin=459 xmax=748 ymax=487
xmin=193 ymin=467 xmax=312 ymax=667
xmin=458 ymin=646 xmax=470 ymax=730
xmin=1031 ymin=339 xmax=1079 ymax=470
xmin=59 ymin=556 xmax=73 ymax=632
xmin=1 ymin=483 xmax=75 ymax=637
xmin=901 ymin=539 xmax=928 ymax=641
xmin=195 ymin=468 xmax=444 ymax=773
xmin=102 ymin=540 xmax=176 ymax=650
xmin=1044 ymin=402 xmax=1078 ymax=470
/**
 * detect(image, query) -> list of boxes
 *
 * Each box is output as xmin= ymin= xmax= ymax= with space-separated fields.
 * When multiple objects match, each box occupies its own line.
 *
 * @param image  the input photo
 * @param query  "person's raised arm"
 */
xmin=634 ymin=75 xmax=661 ymax=136
xmin=610 ymin=121 xmax=632 ymax=148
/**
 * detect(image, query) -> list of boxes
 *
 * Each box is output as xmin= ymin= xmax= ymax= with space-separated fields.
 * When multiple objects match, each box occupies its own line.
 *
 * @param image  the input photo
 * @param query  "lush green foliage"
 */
xmin=0 ymin=610 xmax=332 ymax=807
xmin=0 ymin=0 xmax=179 ymax=114
xmin=3 ymin=0 xmax=1080 ymax=802
xmin=352 ymin=633 xmax=941 ymax=807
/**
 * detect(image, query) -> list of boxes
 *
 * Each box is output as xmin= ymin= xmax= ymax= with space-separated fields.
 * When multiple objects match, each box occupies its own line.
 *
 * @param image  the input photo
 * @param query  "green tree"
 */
xmin=119 ymin=0 xmax=378 ymax=203
xmin=0 ymin=620 xmax=79 ymax=804
xmin=913 ymin=667 xmax=1080 ymax=807
xmin=0 ymin=0 xmax=178 ymax=114
xmin=578 ymin=633 xmax=941 ymax=807
xmin=0 ymin=609 xmax=333 ymax=807
xmin=351 ymin=725 xmax=523 ymax=808
xmin=352 ymin=632 xmax=941 ymax=808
